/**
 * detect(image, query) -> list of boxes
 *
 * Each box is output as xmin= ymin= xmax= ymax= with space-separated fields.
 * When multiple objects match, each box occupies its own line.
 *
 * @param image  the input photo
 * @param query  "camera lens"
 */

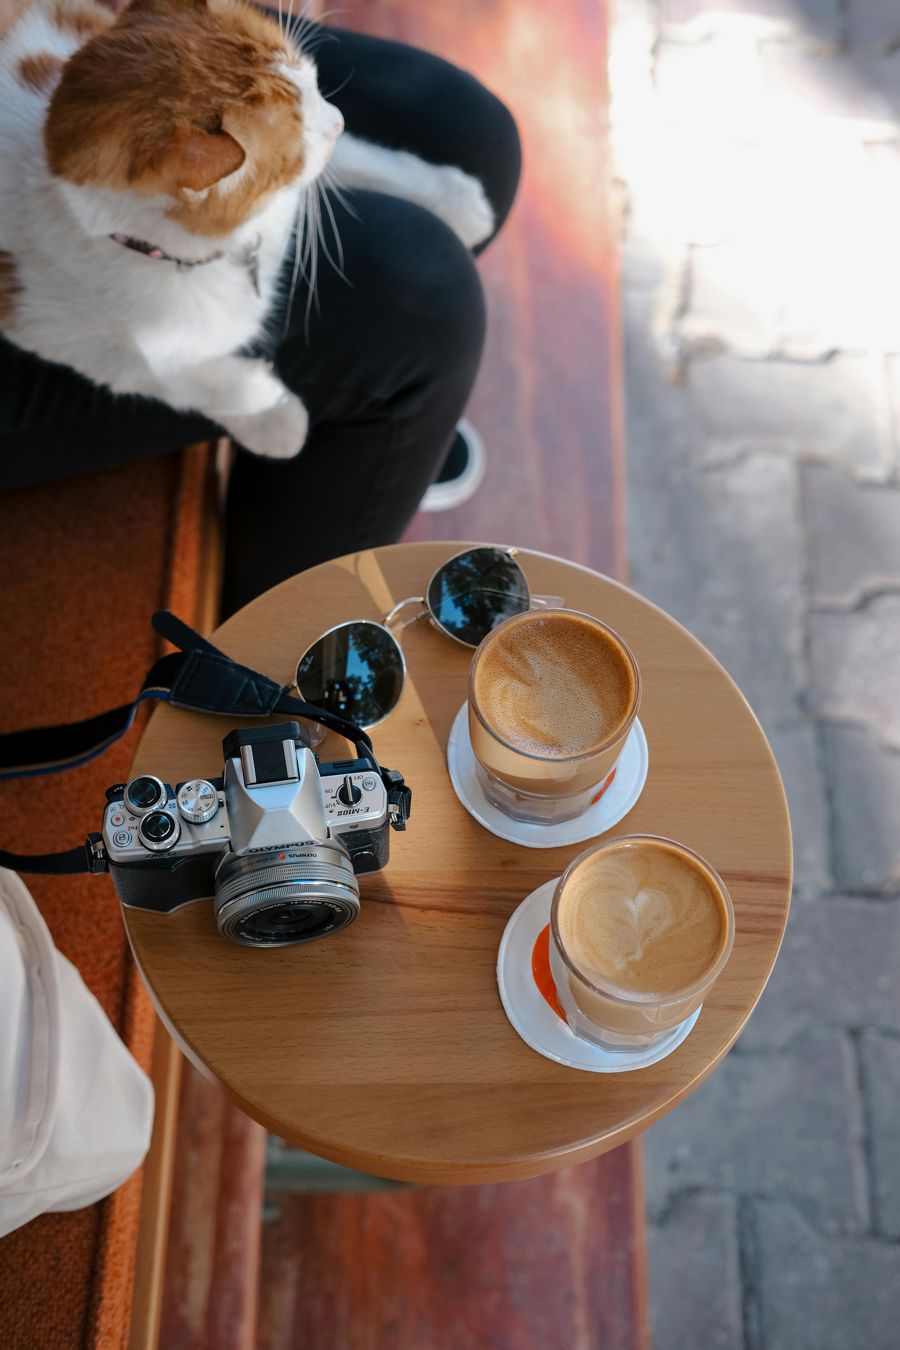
xmin=233 ymin=901 xmax=338 ymax=945
xmin=125 ymin=775 xmax=166 ymax=813
xmin=214 ymin=842 xmax=360 ymax=947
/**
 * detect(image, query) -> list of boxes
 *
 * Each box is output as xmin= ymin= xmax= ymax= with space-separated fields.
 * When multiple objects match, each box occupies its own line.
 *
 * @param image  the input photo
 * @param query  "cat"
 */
xmin=0 ymin=0 xmax=495 ymax=459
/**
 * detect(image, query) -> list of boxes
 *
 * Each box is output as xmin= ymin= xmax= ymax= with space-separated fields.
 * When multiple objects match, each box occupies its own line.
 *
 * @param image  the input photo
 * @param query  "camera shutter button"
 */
xmin=337 ymin=775 xmax=362 ymax=807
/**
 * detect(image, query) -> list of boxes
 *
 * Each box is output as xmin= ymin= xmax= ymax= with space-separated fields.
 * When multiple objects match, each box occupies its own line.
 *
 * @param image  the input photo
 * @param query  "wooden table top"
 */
xmin=124 ymin=542 xmax=792 ymax=1185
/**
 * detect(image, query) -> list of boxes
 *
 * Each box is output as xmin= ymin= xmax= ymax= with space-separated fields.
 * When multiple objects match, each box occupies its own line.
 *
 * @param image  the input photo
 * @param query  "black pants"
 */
xmin=0 ymin=27 xmax=521 ymax=614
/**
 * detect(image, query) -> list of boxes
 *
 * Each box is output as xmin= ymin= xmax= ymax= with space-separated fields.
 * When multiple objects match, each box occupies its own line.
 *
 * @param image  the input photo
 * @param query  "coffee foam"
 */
xmin=557 ymin=841 xmax=727 ymax=996
xmin=472 ymin=612 xmax=636 ymax=758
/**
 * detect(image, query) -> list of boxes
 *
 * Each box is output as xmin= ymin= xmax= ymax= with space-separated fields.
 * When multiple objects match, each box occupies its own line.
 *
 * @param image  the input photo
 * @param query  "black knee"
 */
xmin=276 ymin=192 xmax=486 ymax=413
xmin=450 ymin=75 xmax=522 ymax=247
xmin=319 ymin=28 xmax=522 ymax=245
xmin=407 ymin=62 xmax=522 ymax=244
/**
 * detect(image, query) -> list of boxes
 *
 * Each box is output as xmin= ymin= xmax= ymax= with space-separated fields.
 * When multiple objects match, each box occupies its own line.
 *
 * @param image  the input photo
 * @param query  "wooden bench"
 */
xmin=0 ymin=444 xmax=221 ymax=1350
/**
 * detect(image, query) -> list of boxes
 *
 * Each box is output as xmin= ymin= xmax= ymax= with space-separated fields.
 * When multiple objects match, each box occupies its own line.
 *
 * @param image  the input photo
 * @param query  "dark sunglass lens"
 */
xmin=296 ymin=623 xmax=403 ymax=727
xmin=427 ymin=548 xmax=529 ymax=646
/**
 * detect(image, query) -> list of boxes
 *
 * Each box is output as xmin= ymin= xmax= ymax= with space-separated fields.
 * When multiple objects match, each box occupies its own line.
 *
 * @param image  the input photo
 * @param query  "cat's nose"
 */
xmin=327 ymin=104 xmax=344 ymax=140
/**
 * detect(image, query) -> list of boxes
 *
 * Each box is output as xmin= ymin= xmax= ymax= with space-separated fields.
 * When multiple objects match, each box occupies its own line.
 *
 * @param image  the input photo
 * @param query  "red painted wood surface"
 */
xmin=375 ymin=0 xmax=627 ymax=576
xmin=258 ymin=1149 xmax=648 ymax=1350
xmin=156 ymin=1063 xmax=267 ymax=1350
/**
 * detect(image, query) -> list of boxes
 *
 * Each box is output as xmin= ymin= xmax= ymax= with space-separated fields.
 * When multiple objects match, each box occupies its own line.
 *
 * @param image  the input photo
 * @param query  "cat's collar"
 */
xmin=107 ymin=233 xmax=261 ymax=294
xmin=109 ymin=232 xmax=224 ymax=268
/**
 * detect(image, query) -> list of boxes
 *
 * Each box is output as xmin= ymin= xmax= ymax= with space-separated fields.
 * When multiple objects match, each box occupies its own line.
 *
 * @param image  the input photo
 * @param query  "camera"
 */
xmin=101 ymin=723 xmax=403 ymax=947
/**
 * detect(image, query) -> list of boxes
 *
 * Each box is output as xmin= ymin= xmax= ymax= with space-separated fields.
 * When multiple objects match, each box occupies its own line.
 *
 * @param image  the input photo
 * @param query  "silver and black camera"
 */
xmin=101 ymin=723 xmax=404 ymax=947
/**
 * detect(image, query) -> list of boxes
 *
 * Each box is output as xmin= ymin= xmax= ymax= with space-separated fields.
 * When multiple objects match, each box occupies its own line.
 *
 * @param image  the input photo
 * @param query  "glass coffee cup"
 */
xmin=467 ymin=608 xmax=641 ymax=825
xmin=549 ymin=835 xmax=735 ymax=1053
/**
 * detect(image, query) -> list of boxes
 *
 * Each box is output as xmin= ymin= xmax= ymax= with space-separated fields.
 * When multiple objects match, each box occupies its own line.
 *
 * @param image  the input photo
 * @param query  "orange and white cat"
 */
xmin=0 ymin=0 xmax=494 ymax=458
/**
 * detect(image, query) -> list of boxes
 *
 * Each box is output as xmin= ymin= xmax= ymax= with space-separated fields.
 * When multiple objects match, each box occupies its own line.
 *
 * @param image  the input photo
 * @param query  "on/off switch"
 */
xmin=337 ymin=775 xmax=362 ymax=807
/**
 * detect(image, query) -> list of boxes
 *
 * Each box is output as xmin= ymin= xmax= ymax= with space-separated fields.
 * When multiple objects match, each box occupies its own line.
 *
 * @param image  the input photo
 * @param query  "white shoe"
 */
xmin=420 ymin=418 xmax=487 ymax=513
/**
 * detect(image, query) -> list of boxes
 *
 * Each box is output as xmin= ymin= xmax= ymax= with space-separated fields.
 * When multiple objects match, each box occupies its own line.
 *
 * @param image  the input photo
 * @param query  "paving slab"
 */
xmin=647 ymin=1192 xmax=743 ymax=1350
xmin=847 ymin=0 xmax=900 ymax=54
xmin=660 ymin=0 xmax=842 ymax=51
xmin=820 ymin=723 xmax=900 ymax=892
xmin=686 ymin=354 xmax=893 ymax=482
xmin=684 ymin=243 xmax=780 ymax=357
xmin=751 ymin=1199 xmax=900 ymax=1350
xmin=809 ymin=596 xmax=900 ymax=748
xmin=739 ymin=896 xmax=900 ymax=1050
xmin=803 ymin=462 xmax=900 ymax=609
xmin=763 ymin=721 xmax=832 ymax=894
xmin=887 ymin=352 xmax=900 ymax=475
xmin=654 ymin=35 xmax=767 ymax=141
xmin=759 ymin=43 xmax=900 ymax=138
xmin=857 ymin=1030 xmax=900 ymax=1239
xmin=645 ymin=1033 xmax=869 ymax=1233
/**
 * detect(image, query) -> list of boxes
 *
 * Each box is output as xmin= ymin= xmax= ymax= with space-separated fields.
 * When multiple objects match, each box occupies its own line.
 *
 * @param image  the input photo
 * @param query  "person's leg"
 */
xmin=303 ymin=23 xmax=521 ymax=511
xmin=1 ymin=27 xmax=512 ymax=609
xmin=310 ymin=24 xmax=522 ymax=253
xmin=0 ymin=336 xmax=213 ymax=493
xmin=221 ymin=189 xmax=486 ymax=614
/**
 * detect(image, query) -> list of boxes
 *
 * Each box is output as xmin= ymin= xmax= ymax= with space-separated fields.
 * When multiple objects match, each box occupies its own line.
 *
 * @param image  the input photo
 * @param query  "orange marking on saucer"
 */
xmin=590 ymin=768 xmax=617 ymax=806
xmin=532 ymin=924 xmax=566 ymax=1021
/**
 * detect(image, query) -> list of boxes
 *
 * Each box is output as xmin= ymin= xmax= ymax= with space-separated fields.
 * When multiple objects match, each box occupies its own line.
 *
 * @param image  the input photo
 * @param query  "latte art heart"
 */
xmin=557 ymin=840 xmax=728 ymax=997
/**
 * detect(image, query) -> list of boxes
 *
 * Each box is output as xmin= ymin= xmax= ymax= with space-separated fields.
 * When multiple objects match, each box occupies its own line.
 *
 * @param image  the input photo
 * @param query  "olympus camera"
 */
xmin=101 ymin=723 xmax=406 ymax=947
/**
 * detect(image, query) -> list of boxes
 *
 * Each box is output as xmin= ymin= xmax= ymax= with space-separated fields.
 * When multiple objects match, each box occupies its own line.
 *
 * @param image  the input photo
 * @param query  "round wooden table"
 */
xmin=124 ymin=543 xmax=792 ymax=1184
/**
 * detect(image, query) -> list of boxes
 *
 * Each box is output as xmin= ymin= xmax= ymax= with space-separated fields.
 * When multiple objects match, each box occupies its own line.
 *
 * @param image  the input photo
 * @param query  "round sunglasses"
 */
xmin=291 ymin=546 xmax=535 ymax=728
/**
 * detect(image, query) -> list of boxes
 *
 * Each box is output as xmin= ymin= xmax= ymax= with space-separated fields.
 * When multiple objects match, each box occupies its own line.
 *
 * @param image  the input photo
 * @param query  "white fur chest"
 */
xmin=7 ymin=174 xmax=298 ymax=390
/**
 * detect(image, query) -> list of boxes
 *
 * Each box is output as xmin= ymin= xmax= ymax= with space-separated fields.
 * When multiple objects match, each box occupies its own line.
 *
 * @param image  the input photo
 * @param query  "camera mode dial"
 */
xmin=138 ymin=810 xmax=180 ymax=852
xmin=177 ymin=779 xmax=219 ymax=824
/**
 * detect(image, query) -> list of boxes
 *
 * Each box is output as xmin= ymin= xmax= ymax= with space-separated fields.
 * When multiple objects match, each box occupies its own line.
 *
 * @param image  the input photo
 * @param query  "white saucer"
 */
xmin=447 ymin=703 xmax=649 ymax=848
xmin=496 ymin=880 xmax=701 ymax=1073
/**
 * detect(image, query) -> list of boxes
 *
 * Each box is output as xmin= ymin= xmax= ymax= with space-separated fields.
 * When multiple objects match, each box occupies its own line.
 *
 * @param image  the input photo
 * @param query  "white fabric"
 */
xmin=0 ymin=868 xmax=154 ymax=1238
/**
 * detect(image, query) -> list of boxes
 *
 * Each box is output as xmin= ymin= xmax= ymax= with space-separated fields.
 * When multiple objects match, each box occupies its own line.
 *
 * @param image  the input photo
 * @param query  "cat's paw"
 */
xmin=223 ymin=392 xmax=309 ymax=460
xmin=426 ymin=166 xmax=496 ymax=249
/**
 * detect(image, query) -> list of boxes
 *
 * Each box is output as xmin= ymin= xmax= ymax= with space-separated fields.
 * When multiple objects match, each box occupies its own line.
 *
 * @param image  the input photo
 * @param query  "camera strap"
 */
xmin=0 ymin=611 xmax=411 ymax=877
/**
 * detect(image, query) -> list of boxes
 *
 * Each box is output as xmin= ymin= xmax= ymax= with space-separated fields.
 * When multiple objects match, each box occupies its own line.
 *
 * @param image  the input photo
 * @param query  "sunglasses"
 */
xmin=292 ymin=546 xmax=550 ymax=729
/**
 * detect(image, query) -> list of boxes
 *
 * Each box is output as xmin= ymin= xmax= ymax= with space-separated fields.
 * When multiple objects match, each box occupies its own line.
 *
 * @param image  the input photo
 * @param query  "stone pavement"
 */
xmin=610 ymin=1 xmax=900 ymax=1345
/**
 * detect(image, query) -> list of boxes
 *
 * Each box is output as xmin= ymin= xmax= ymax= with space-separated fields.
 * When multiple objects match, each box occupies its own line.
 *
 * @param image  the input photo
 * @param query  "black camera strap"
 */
xmin=0 ymin=612 xmax=411 ymax=877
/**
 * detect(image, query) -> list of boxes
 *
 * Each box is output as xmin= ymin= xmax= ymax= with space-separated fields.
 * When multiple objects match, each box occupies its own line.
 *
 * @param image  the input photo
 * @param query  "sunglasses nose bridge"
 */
xmin=383 ymin=596 xmax=428 ymax=631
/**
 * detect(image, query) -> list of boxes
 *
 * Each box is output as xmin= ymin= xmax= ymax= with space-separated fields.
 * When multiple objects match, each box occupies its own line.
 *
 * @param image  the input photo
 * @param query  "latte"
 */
xmin=467 ymin=609 xmax=640 ymax=824
xmin=549 ymin=836 xmax=735 ymax=1049
xmin=471 ymin=609 xmax=636 ymax=758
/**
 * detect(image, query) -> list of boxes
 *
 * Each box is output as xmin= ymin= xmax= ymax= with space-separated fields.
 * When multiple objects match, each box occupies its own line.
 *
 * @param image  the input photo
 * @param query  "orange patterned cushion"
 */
xmin=0 ymin=446 xmax=210 ymax=1350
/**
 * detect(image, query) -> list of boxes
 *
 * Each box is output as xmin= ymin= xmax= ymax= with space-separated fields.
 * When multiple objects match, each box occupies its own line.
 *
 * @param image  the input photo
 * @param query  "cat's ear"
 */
xmin=162 ymin=126 xmax=245 ymax=197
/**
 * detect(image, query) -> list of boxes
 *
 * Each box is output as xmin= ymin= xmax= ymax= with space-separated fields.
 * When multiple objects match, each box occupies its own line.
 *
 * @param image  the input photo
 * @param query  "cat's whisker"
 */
xmin=283 ymin=183 xmax=316 ymax=336
xmin=313 ymin=179 xmax=348 ymax=282
xmin=321 ymin=165 xmax=361 ymax=220
xmin=287 ymin=5 xmax=347 ymax=55
xmin=322 ymin=69 xmax=354 ymax=101
xmin=303 ymin=187 xmax=323 ymax=339
xmin=294 ymin=30 xmax=340 ymax=59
